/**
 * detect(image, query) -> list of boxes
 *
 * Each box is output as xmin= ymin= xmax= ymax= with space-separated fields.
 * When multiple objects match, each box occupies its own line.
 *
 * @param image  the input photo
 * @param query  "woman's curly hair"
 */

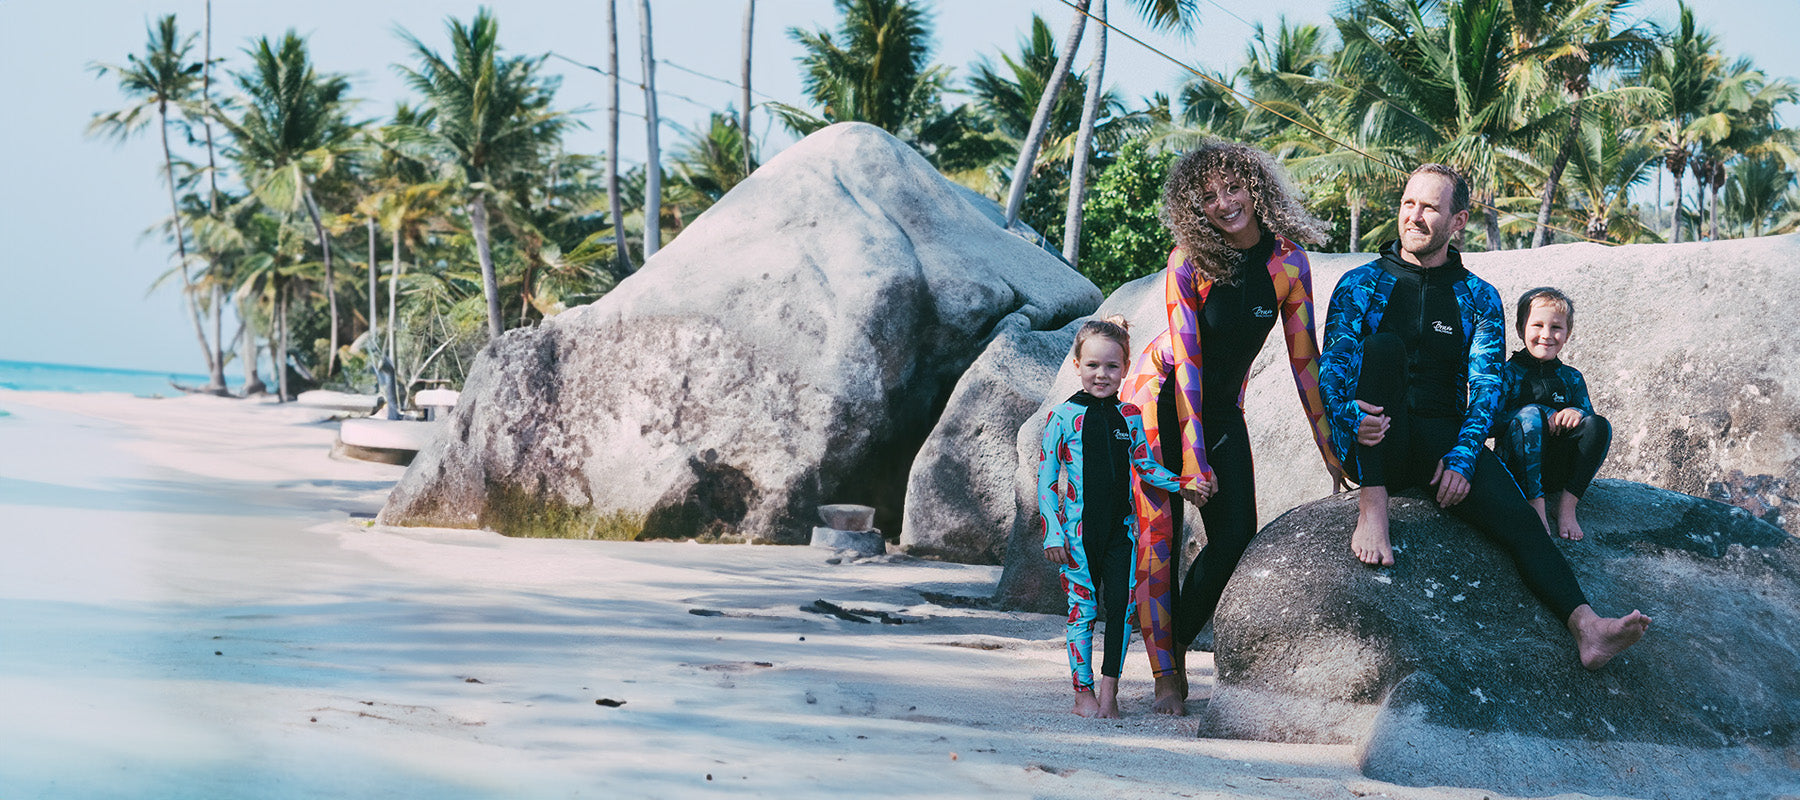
xmin=1159 ymin=139 xmax=1330 ymax=285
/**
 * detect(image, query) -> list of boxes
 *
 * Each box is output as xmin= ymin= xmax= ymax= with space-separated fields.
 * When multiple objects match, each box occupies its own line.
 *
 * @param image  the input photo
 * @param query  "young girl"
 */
xmin=1039 ymin=317 xmax=1190 ymax=718
xmin=1494 ymin=287 xmax=1612 ymax=541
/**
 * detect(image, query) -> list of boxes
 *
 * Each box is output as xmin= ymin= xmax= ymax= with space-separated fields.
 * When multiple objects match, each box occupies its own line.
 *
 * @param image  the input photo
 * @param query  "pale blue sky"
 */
xmin=1 ymin=0 xmax=1792 ymax=374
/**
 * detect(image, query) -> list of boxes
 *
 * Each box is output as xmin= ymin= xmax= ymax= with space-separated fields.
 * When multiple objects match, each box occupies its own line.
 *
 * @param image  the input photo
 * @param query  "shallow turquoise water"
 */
xmin=0 ymin=359 xmax=239 ymax=398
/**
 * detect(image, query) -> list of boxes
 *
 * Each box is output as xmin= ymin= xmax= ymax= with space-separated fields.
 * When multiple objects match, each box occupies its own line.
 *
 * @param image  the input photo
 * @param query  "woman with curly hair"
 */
xmin=1120 ymin=139 xmax=1346 ymax=715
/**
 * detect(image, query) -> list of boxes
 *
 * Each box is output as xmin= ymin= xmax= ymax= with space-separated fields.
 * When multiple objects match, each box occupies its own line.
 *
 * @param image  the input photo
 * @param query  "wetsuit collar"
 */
xmin=1509 ymin=349 xmax=1563 ymax=370
xmin=1068 ymin=390 xmax=1122 ymax=407
xmin=1378 ymin=239 xmax=1468 ymax=283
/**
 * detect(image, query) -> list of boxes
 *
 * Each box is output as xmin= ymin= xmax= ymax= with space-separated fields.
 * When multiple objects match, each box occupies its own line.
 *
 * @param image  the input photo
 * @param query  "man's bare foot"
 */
xmin=1096 ymin=675 xmax=1122 ymax=719
xmin=1528 ymin=496 xmax=1551 ymax=537
xmin=1352 ymin=486 xmax=1395 ymax=565
xmin=1073 ymin=689 xmax=1101 ymax=717
xmin=1568 ymin=605 xmax=1651 ymax=669
xmin=1151 ymin=673 xmax=1187 ymax=716
xmin=1555 ymin=491 xmax=1585 ymax=540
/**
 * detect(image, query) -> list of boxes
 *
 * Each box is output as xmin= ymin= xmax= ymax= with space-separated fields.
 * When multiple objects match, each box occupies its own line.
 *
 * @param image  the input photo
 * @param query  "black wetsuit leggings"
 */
xmin=1086 ymin=524 xmax=1134 ymax=678
xmin=1158 ymin=381 xmax=1260 ymax=650
xmin=1350 ymin=332 xmax=1589 ymax=620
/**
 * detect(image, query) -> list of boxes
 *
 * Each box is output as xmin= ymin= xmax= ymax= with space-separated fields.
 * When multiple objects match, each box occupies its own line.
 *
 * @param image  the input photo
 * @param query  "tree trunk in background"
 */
xmin=158 ymin=98 xmax=218 ymax=385
xmin=470 ymin=194 xmax=504 ymax=339
xmin=239 ymin=323 xmax=267 ymax=396
xmin=1669 ymin=161 xmax=1685 ymax=244
xmin=1062 ymin=0 xmax=1106 ymax=266
xmin=367 ymin=217 xmax=380 ymax=360
xmin=605 ymin=0 xmax=632 ymax=275
xmin=639 ymin=0 xmax=661 ymax=259
xmin=276 ymin=281 xmax=290 ymax=402
xmin=1349 ymin=198 xmax=1361 ymax=250
xmin=389 ymin=233 xmax=402 ymax=378
xmin=1003 ymin=0 xmax=1089 ymax=231
xmin=301 ymin=187 xmax=340 ymax=376
xmin=1533 ymin=97 xmax=1584 ymax=247
xmin=201 ymin=0 xmax=228 ymax=394
xmin=741 ymin=0 xmax=755 ymax=178
xmin=1482 ymin=187 xmax=1502 ymax=250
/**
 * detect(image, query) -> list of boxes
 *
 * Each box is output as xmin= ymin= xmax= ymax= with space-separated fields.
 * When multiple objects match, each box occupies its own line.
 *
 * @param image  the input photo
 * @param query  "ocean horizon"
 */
xmin=0 ymin=358 xmax=244 ymax=397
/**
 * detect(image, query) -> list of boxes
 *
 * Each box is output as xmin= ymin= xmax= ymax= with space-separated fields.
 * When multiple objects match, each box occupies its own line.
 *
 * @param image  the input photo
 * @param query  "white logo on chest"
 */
xmin=1113 ymin=429 xmax=1131 ymax=441
xmin=1432 ymin=320 xmax=1454 ymax=335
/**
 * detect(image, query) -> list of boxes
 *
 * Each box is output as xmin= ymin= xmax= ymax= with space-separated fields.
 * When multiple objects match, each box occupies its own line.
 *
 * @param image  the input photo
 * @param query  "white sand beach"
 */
xmin=0 ymin=390 xmax=1568 ymax=799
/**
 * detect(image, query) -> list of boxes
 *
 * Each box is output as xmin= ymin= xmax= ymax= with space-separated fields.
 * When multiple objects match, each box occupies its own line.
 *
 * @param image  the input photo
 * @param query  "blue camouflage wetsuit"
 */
xmin=1493 ymin=350 xmax=1611 ymax=501
xmin=1320 ymin=243 xmax=1589 ymax=621
xmin=1039 ymin=391 xmax=1182 ymax=692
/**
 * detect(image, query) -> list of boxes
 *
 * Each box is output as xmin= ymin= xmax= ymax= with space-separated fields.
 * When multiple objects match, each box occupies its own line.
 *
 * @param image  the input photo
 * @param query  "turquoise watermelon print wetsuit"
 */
xmin=1039 ymin=391 xmax=1182 ymax=692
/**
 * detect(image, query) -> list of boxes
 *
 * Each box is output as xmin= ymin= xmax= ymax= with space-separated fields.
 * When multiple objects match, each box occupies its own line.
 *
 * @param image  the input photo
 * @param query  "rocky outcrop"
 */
xmin=1198 ymin=479 xmax=1800 ymax=800
xmin=377 ymin=122 xmax=1099 ymax=542
xmin=898 ymin=319 xmax=1077 ymax=564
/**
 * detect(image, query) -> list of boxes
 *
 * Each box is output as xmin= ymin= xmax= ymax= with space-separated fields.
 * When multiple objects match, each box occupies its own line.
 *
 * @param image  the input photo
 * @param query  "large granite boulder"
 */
xmin=898 ymin=319 xmax=1077 ymax=564
xmin=377 ymin=122 xmax=1099 ymax=542
xmin=1199 ymin=479 xmax=1800 ymax=800
xmin=991 ymin=253 xmax=1369 ymax=612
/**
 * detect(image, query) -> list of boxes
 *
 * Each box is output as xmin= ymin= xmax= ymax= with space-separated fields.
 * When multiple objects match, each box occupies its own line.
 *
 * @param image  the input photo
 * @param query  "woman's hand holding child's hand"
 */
xmin=1044 ymin=546 xmax=1075 ymax=567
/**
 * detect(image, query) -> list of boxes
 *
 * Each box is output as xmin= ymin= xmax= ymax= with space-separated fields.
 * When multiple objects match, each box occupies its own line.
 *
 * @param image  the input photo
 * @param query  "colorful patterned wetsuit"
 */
xmin=1493 ymin=350 xmax=1611 ymax=501
xmin=1120 ymin=239 xmax=1341 ymax=679
xmin=1039 ymin=391 xmax=1182 ymax=692
xmin=1320 ymin=243 xmax=1589 ymax=620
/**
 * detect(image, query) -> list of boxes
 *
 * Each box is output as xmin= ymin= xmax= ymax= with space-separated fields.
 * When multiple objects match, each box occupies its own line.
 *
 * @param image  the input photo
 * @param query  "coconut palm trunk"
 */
xmin=605 ymin=0 xmax=632 ymax=275
xmin=1533 ymin=96 xmax=1585 ymax=247
xmin=157 ymin=101 xmax=220 ymax=384
xmin=300 ymin=187 xmax=340 ymax=374
xmin=470 ymin=193 xmax=504 ymax=339
xmin=1667 ymin=148 xmax=1687 ymax=243
xmin=1003 ymin=0 xmax=1089 ymax=231
xmin=367 ymin=217 xmax=380 ymax=359
xmin=1483 ymin=186 xmax=1503 ymax=250
xmin=1062 ymin=0 xmax=1106 ymax=266
xmin=741 ymin=0 xmax=754 ymax=177
xmin=389 ymin=230 xmax=402 ymax=374
xmin=640 ymin=0 xmax=661 ymax=259
xmin=200 ymin=0 xmax=228 ymax=393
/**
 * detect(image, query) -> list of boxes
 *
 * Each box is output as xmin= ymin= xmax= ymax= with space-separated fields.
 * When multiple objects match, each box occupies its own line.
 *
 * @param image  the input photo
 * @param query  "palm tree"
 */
xmin=1722 ymin=154 xmax=1795 ymax=238
xmin=215 ymin=31 xmax=356 ymax=374
xmin=88 ymin=15 xmax=227 ymax=393
xmin=1510 ymin=0 xmax=1655 ymax=247
xmin=639 ymin=0 xmax=662 ymax=259
xmin=1561 ymin=112 xmax=1660 ymax=242
xmin=1064 ymin=0 xmax=1108 ymax=266
xmin=781 ymin=0 xmax=955 ymax=144
xmin=1638 ymin=1 xmax=1723 ymax=244
xmin=741 ymin=0 xmax=756 ymax=177
xmin=605 ymin=0 xmax=632 ymax=276
xmin=669 ymin=112 xmax=758 ymax=215
xmin=396 ymin=9 xmax=573 ymax=339
xmin=1004 ymin=0 xmax=1198 ymax=231
xmin=1334 ymin=0 xmax=1538 ymax=249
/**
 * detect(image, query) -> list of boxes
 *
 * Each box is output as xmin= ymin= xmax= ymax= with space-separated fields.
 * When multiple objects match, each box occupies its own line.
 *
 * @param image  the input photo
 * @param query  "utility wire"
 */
xmin=1055 ymin=0 xmax=1614 ymax=246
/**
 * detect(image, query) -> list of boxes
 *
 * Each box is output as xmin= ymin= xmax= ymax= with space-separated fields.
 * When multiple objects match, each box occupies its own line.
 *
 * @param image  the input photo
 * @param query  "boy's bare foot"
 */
xmin=1528 ymin=496 xmax=1551 ymax=537
xmin=1555 ymin=491 xmax=1585 ymax=540
xmin=1352 ymin=486 xmax=1395 ymax=565
xmin=1151 ymin=673 xmax=1187 ymax=716
xmin=1073 ymin=688 xmax=1101 ymax=717
xmin=1567 ymin=605 xmax=1651 ymax=670
xmin=1096 ymin=675 xmax=1122 ymax=719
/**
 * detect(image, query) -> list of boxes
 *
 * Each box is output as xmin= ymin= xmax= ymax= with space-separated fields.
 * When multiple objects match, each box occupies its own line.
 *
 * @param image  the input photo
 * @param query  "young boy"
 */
xmin=1493 ymin=287 xmax=1612 ymax=541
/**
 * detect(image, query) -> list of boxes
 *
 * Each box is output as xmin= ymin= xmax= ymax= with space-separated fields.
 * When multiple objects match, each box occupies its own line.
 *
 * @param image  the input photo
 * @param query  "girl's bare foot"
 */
xmin=1073 ymin=688 xmax=1101 ymax=717
xmin=1567 ymin=605 xmax=1651 ymax=669
xmin=1096 ymin=675 xmax=1122 ymax=719
xmin=1528 ymin=496 xmax=1551 ymax=537
xmin=1352 ymin=486 xmax=1395 ymax=565
xmin=1151 ymin=673 xmax=1187 ymax=716
xmin=1555 ymin=491 xmax=1585 ymax=540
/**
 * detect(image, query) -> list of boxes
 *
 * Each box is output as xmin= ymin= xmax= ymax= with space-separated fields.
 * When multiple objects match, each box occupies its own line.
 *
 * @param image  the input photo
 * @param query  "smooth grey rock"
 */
xmin=376 ymin=122 xmax=1098 ymax=542
xmin=900 ymin=319 xmax=1077 ymax=564
xmin=1197 ymin=479 xmax=1800 ymax=800
xmin=810 ymin=527 xmax=885 ymax=556
xmin=818 ymin=504 xmax=876 ymax=531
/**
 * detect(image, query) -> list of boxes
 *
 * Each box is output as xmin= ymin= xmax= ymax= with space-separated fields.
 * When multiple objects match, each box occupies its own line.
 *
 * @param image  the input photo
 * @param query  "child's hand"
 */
xmin=1044 ymin=546 xmax=1075 ymax=567
xmin=1356 ymin=400 xmax=1389 ymax=446
xmin=1550 ymin=408 xmax=1583 ymax=434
